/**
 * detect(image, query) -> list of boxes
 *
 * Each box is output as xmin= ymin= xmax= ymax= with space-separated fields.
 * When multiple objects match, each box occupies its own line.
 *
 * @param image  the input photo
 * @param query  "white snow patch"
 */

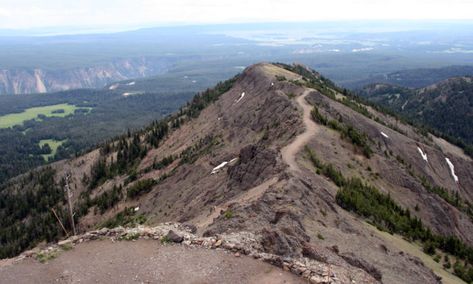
xmin=126 ymin=81 xmax=136 ymax=86
xmin=380 ymin=132 xmax=389 ymax=138
xmin=401 ymin=100 xmax=409 ymax=110
xmin=417 ymin=147 xmax=428 ymax=162
xmin=445 ymin=158 xmax=459 ymax=183
xmin=109 ymin=84 xmax=119 ymax=90
xmin=211 ymin=162 xmax=228 ymax=174
xmin=211 ymin=158 xmax=238 ymax=174
xmin=235 ymin=92 xmax=245 ymax=103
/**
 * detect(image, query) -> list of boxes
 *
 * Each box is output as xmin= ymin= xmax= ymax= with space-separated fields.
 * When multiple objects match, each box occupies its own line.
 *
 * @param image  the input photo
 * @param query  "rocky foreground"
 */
xmin=4 ymin=223 xmax=376 ymax=284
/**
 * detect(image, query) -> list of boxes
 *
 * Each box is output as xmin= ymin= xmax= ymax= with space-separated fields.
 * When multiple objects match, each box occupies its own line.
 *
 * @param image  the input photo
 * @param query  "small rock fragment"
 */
xmin=165 ymin=230 xmax=184 ymax=243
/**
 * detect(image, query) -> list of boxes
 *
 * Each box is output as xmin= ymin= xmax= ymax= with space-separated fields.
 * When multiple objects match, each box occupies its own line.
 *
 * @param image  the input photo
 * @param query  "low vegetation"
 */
xmin=126 ymin=179 xmax=156 ymax=199
xmin=74 ymin=184 xmax=124 ymax=217
xmin=418 ymin=176 xmax=473 ymax=220
xmin=223 ymin=210 xmax=234 ymax=219
xmin=95 ymin=185 xmax=123 ymax=213
xmin=310 ymin=105 xmax=372 ymax=158
xmin=160 ymin=235 xmax=172 ymax=244
xmin=35 ymin=250 xmax=58 ymax=263
xmin=100 ymin=207 xmax=147 ymax=228
xmin=179 ymin=135 xmax=219 ymax=165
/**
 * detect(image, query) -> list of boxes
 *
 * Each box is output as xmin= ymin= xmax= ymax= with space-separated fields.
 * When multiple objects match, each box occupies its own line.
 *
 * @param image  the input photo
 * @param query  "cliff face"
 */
xmin=0 ymin=57 xmax=172 ymax=95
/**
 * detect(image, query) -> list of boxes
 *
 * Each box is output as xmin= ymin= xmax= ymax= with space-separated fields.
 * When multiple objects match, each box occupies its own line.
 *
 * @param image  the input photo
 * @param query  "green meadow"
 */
xmin=0 ymin=104 xmax=89 ymax=128
xmin=39 ymin=139 xmax=67 ymax=161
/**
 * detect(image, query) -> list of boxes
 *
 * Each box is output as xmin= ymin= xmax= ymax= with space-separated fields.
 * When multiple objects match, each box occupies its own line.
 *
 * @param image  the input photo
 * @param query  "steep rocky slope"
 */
xmin=0 ymin=57 xmax=172 ymax=95
xmin=2 ymin=63 xmax=473 ymax=283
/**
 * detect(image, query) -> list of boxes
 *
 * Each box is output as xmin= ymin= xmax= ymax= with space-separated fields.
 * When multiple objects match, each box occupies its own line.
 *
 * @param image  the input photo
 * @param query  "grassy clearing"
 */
xmin=39 ymin=139 xmax=67 ymax=161
xmin=0 ymin=104 xmax=88 ymax=128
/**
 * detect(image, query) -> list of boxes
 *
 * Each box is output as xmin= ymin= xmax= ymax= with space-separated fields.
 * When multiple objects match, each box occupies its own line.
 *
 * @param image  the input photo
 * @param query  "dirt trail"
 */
xmin=0 ymin=240 xmax=303 ymax=284
xmin=281 ymin=89 xmax=318 ymax=173
xmin=194 ymin=177 xmax=279 ymax=230
xmin=194 ymin=89 xmax=317 ymax=231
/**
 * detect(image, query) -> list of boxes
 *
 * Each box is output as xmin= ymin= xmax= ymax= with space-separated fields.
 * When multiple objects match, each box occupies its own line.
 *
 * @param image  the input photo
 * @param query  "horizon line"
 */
xmin=2 ymin=19 xmax=473 ymax=37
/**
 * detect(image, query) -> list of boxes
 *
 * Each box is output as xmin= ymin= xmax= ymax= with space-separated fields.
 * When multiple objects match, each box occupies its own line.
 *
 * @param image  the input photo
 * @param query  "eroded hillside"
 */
xmin=0 ymin=57 xmax=171 ymax=95
xmin=2 ymin=63 xmax=473 ymax=283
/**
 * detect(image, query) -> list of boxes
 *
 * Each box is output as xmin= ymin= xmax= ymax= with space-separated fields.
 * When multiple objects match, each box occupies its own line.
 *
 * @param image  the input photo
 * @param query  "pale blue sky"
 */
xmin=0 ymin=0 xmax=472 ymax=30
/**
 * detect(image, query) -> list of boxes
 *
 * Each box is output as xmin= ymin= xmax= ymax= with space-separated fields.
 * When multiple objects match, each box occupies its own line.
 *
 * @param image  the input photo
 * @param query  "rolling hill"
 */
xmin=359 ymin=76 xmax=473 ymax=154
xmin=348 ymin=65 xmax=473 ymax=89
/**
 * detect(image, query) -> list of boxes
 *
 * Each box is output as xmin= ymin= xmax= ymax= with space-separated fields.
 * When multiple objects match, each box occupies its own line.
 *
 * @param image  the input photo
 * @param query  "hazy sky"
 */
xmin=0 ymin=0 xmax=472 ymax=30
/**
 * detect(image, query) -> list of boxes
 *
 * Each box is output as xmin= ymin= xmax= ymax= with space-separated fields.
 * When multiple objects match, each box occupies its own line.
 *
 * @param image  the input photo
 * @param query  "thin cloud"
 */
xmin=0 ymin=0 xmax=472 ymax=30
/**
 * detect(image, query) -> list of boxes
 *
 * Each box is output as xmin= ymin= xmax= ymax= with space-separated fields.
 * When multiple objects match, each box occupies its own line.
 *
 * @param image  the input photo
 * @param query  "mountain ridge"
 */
xmin=1 ymin=63 xmax=473 ymax=283
xmin=359 ymin=76 xmax=473 ymax=151
xmin=348 ymin=65 xmax=473 ymax=89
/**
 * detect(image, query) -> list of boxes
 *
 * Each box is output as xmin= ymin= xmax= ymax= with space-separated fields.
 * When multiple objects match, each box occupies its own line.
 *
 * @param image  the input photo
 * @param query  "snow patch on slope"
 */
xmin=109 ymin=84 xmax=119 ymax=90
xmin=211 ymin=158 xmax=238 ymax=174
xmin=417 ymin=147 xmax=428 ymax=162
xmin=235 ymin=92 xmax=245 ymax=103
xmin=211 ymin=162 xmax=228 ymax=174
xmin=401 ymin=100 xmax=409 ymax=110
xmin=445 ymin=158 xmax=459 ymax=183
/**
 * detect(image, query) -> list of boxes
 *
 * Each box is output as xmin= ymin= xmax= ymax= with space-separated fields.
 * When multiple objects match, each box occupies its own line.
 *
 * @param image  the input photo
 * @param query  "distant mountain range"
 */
xmin=348 ymin=65 xmax=473 ymax=89
xmin=2 ymin=22 xmax=473 ymax=95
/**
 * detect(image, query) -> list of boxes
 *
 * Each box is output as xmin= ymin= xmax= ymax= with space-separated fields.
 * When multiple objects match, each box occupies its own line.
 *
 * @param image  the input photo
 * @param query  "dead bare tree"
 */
xmin=65 ymin=172 xmax=76 ymax=236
